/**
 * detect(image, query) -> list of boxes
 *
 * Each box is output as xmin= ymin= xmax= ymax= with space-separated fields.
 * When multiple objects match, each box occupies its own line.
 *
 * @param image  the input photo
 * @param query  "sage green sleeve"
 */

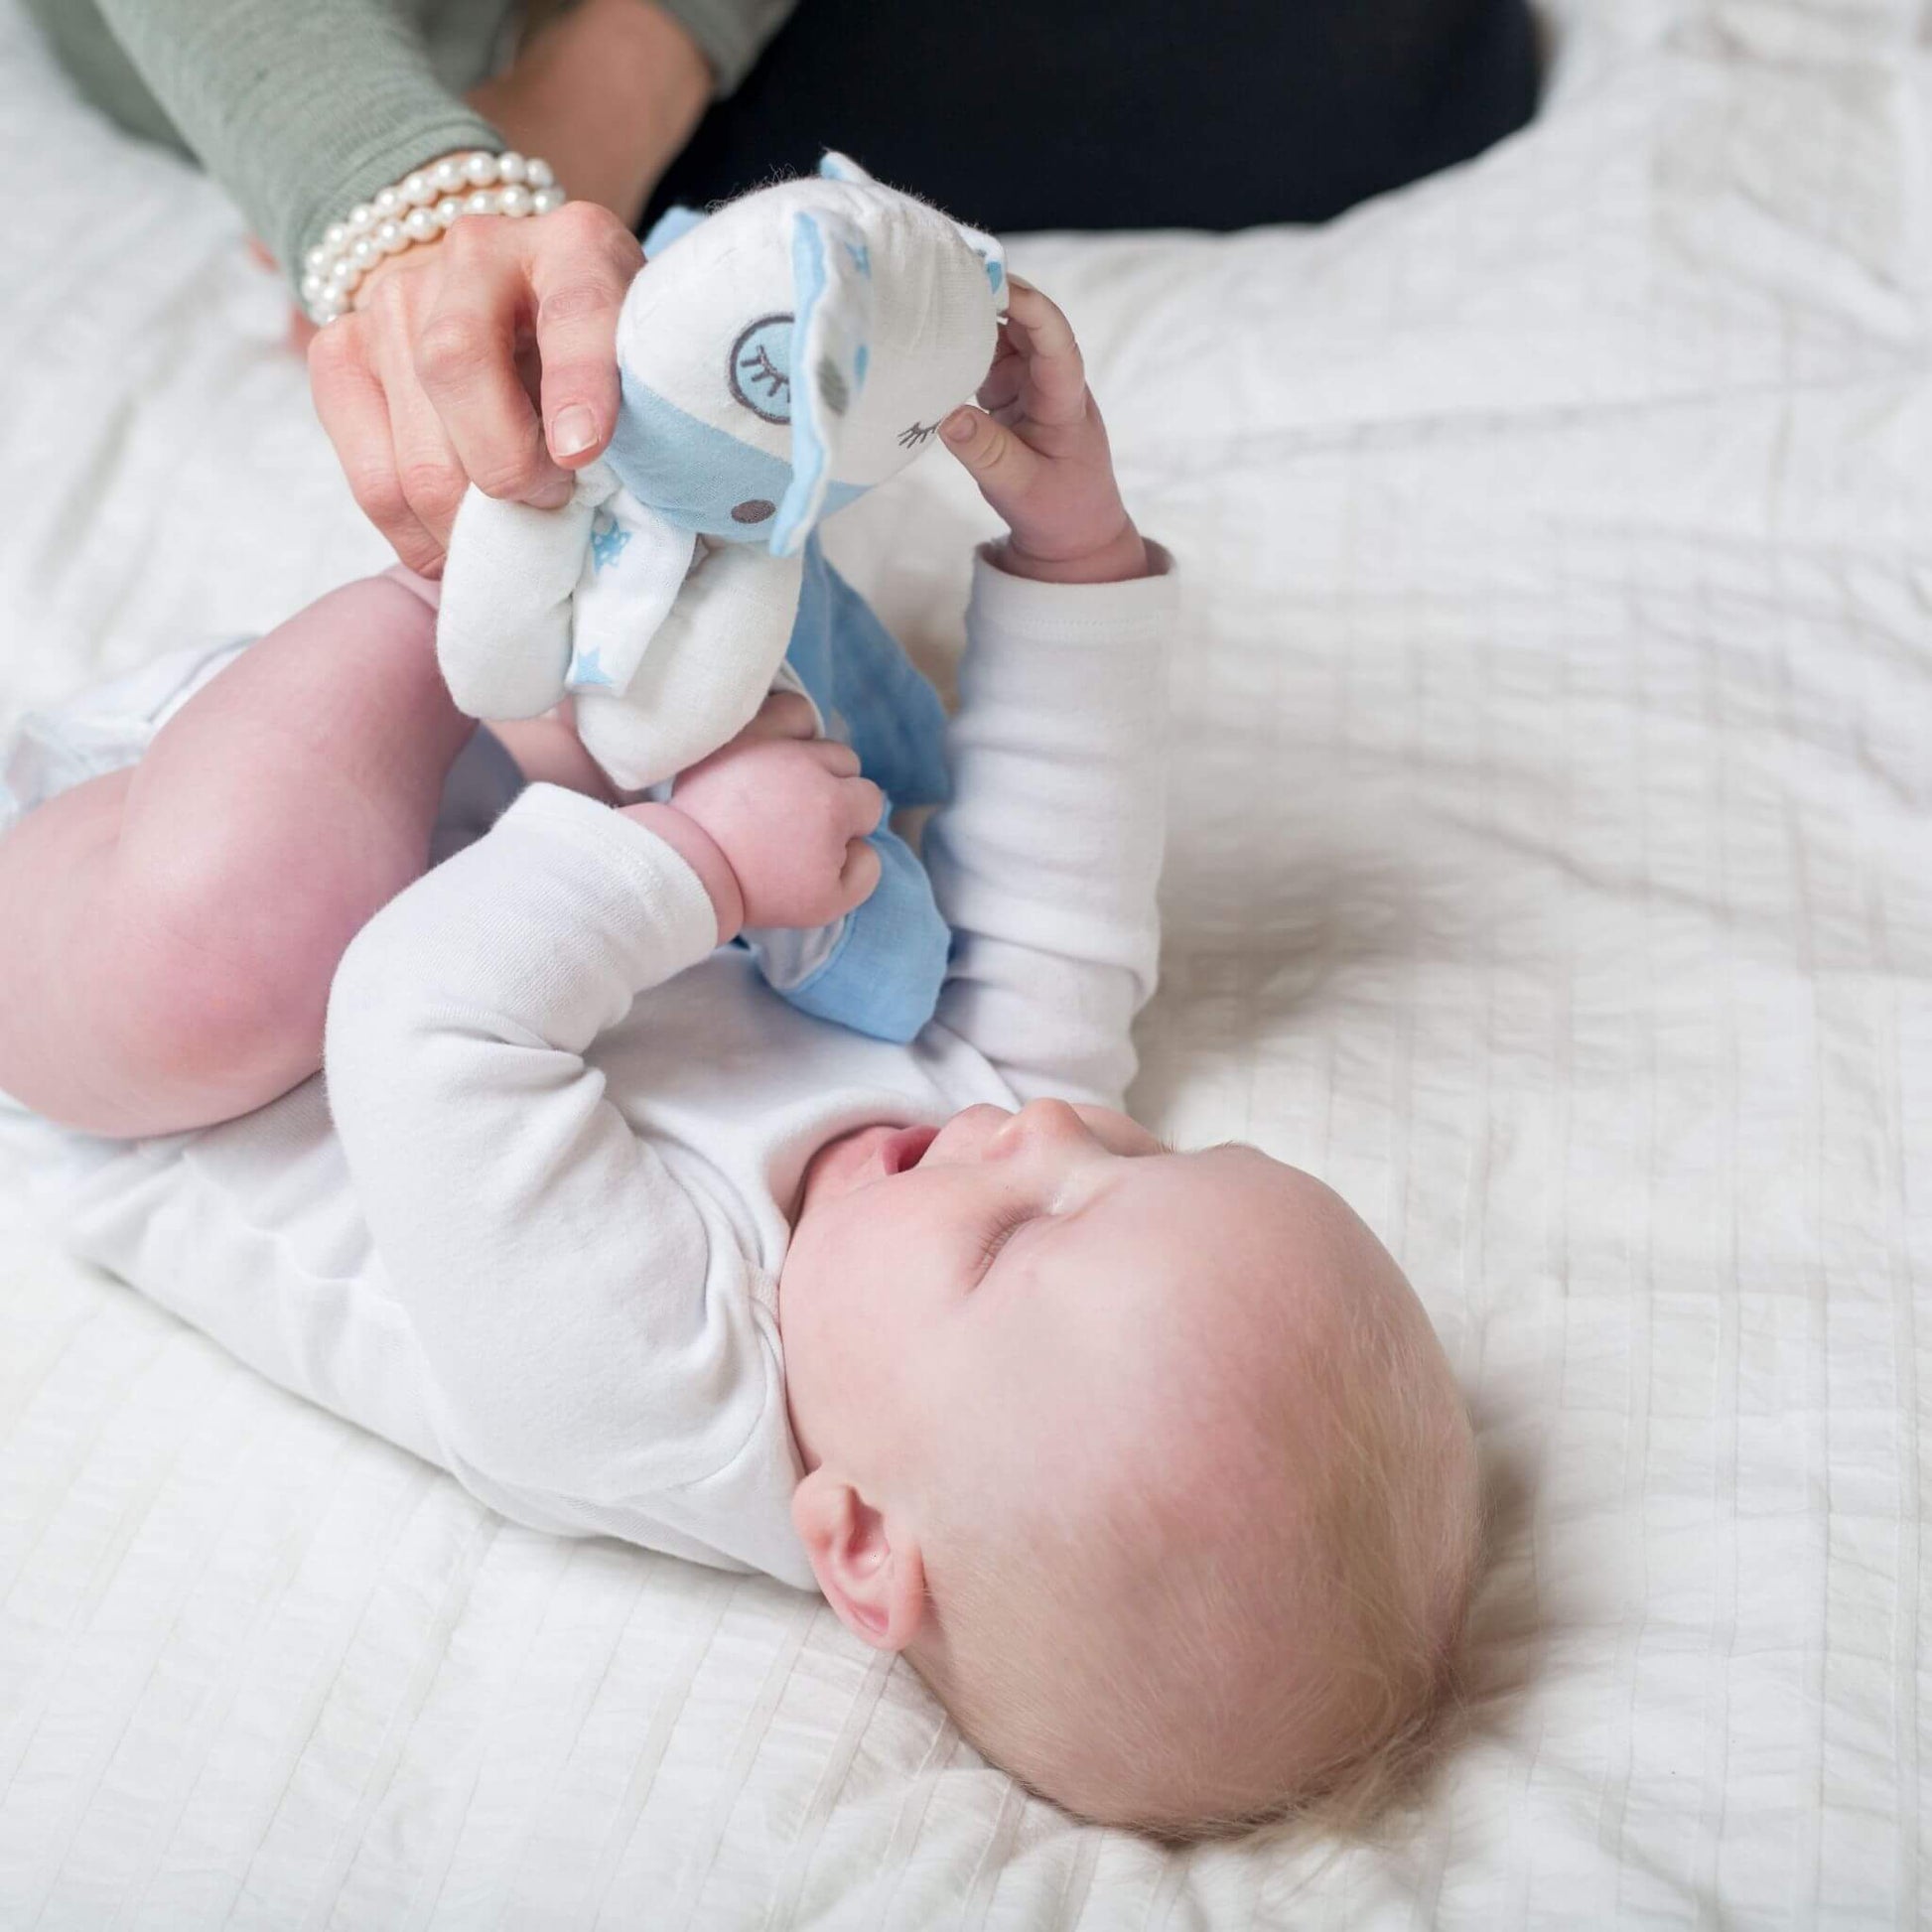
xmin=652 ymin=0 xmax=797 ymax=95
xmin=28 ymin=0 xmax=800 ymax=295
xmin=76 ymin=0 xmax=507 ymax=290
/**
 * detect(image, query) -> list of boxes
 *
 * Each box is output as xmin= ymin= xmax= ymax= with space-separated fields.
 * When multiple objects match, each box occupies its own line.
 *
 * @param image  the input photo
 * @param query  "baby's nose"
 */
xmin=1003 ymin=1098 xmax=1094 ymax=1151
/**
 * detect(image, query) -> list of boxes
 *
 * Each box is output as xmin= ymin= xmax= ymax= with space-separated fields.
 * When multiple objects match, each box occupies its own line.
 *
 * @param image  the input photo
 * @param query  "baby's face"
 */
xmin=779 ymin=1104 xmax=1474 ymax=1828
xmin=778 ymin=1099 xmax=1290 ymax=1500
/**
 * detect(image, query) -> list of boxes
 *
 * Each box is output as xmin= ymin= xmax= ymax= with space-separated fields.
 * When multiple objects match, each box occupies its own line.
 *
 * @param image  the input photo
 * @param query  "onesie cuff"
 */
xmin=495 ymin=783 xmax=719 ymax=971
xmin=966 ymin=539 xmax=1176 ymax=638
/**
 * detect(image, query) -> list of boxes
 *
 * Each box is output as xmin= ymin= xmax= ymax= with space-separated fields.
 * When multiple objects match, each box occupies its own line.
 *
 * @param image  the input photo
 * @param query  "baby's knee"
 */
xmin=321 ymin=571 xmax=442 ymax=681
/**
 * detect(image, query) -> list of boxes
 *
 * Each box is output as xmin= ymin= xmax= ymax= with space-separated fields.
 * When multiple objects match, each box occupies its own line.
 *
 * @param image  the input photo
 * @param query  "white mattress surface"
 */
xmin=4 ymin=0 xmax=1932 ymax=1923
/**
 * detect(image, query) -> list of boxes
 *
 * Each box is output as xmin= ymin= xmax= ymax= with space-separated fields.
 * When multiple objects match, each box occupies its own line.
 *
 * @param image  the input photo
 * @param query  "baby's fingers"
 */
xmin=940 ymin=404 xmax=1041 ymax=500
xmin=836 ymin=839 xmax=883 ymax=912
xmin=1000 ymin=282 xmax=1088 ymax=427
xmin=740 ymin=690 xmax=818 ymax=743
xmin=839 ymin=774 xmax=885 ymax=838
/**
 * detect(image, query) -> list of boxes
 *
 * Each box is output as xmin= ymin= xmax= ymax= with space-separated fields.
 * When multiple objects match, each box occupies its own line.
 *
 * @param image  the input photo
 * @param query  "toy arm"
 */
xmin=573 ymin=541 xmax=804 ymax=792
xmin=436 ymin=468 xmax=618 ymax=721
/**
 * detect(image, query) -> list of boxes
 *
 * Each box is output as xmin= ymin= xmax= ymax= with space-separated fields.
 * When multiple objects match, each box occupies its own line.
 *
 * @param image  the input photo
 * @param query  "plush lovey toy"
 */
xmin=434 ymin=153 xmax=1006 ymax=1041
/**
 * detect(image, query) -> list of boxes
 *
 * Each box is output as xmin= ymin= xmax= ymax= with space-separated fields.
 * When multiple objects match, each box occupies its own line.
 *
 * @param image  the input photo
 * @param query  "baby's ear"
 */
xmin=791 ymin=1468 xmax=926 ymax=1651
xmin=770 ymin=207 xmax=877 ymax=558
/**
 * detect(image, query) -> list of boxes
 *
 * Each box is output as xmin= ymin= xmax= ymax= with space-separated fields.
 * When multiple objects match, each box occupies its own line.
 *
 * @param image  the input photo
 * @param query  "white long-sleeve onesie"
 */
xmin=9 ymin=553 xmax=1174 ymax=1590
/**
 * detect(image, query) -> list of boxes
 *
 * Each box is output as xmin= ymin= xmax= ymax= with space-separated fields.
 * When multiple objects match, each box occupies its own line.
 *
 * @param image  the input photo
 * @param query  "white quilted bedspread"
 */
xmin=5 ymin=0 xmax=1932 ymax=1923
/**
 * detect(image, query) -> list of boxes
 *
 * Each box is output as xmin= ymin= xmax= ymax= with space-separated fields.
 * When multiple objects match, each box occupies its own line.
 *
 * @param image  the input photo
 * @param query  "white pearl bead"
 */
xmin=301 ymin=271 xmax=325 ymax=303
xmin=432 ymin=157 xmax=466 ymax=194
xmin=464 ymin=152 xmax=497 ymax=187
xmin=338 ymin=257 xmax=363 ymax=289
xmin=326 ymin=265 xmax=353 ymax=297
xmin=374 ymin=218 xmax=405 ymax=254
xmin=497 ymin=184 xmax=532 ymax=217
xmin=525 ymin=157 xmax=554 ymax=189
xmin=324 ymin=221 xmax=349 ymax=252
xmin=347 ymin=202 xmax=375 ymax=233
xmin=403 ymin=207 xmax=439 ymax=242
xmin=350 ymin=235 xmax=379 ymax=270
xmin=495 ymin=151 xmax=527 ymax=185
xmin=465 ymin=188 xmax=498 ymax=216
xmin=531 ymin=185 xmax=566 ymax=215
xmin=434 ymin=196 xmax=464 ymax=228
xmin=403 ymin=171 xmax=434 ymax=207
xmin=374 ymin=185 xmax=403 ymax=217
xmin=304 ymin=243 xmax=330 ymax=274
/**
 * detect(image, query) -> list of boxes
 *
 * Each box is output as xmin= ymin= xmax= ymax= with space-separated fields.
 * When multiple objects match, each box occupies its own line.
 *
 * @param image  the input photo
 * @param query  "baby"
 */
xmin=0 ymin=285 xmax=1478 ymax=1835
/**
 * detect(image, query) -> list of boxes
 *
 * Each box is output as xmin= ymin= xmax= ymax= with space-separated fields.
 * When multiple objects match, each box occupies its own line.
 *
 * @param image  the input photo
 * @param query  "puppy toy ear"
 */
xmin=950 ymin=217 xmax=1008 ymax=317
xmin=770 ymin=206 xmax=877 ymax=557
xmin=640 ymin=203 xmax=708 ymax=255
xmin=816 ymin=150 xmax=877 ymax=185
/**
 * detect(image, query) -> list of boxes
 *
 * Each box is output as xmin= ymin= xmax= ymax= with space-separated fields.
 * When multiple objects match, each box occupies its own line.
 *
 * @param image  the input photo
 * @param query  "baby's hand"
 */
xmin=632 ymin=693 xmax=884 ymax=940
xmin=940 ymin=281 xmax=1149 ymax=586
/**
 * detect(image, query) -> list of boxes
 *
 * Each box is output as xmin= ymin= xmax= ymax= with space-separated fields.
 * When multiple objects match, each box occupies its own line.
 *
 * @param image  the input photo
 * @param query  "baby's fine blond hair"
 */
xmin=907 ymin=1168 xmax=1480 ymax=1839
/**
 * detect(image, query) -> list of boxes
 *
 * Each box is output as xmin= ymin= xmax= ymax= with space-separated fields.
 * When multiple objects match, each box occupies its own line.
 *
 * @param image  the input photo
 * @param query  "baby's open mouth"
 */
xmin=879 ymin=1124 xmax=940 ymax=1175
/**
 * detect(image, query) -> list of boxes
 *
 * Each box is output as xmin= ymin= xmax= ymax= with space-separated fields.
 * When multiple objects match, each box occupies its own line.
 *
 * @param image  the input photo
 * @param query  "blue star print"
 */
xmin=590 ymin=508 xmax=632 ymax=572
xmin=569 ymin=646 xmax=616 ymax=689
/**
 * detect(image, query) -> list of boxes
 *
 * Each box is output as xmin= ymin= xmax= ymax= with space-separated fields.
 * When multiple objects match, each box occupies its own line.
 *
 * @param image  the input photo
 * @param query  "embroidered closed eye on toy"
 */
xmin=435 ymin=152 xmax=1007 ymax=1043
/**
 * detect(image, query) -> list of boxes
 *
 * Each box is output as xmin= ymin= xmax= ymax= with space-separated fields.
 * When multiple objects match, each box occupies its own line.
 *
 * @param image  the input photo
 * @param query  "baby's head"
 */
xmin=778 ymin=1101 xmax=1479 ymax=1836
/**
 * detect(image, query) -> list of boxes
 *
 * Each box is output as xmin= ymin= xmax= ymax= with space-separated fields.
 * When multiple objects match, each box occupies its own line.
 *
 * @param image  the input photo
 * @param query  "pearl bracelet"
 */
xmin=301 ymin=151 xmax=566 ymax=325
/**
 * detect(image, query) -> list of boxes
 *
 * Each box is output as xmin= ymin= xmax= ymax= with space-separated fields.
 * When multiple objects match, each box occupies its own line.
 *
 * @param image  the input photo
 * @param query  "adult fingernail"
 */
xmin=551 ymin=404 xmax=598 ymax=458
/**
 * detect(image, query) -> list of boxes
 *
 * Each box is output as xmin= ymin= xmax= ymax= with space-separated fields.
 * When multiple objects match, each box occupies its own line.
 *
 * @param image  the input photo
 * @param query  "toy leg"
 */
xmin=0 ymin=572 xmax=474 ymax=1138
xmin=573 ymin=542 xmax=804 ymax=791
xmin=767 ymin=817 xmax=951 ymax=1042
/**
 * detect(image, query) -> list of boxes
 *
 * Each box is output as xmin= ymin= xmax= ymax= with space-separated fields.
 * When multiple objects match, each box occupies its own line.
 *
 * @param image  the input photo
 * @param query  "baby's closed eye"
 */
xmin=972 ymin=1205 xmax=1035 ymax=1285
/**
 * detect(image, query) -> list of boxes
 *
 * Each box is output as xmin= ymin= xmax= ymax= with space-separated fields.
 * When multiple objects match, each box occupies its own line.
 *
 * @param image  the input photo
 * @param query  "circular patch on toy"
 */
xmin=729 ymin=314 xmax=793 ymax=423
xmin=731 ymin=498 xmax=775 ymax=524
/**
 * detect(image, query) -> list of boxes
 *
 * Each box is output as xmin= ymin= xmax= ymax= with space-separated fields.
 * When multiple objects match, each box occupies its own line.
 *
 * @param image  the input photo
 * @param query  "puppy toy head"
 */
xmin=604 ymin=152 xmax=1007 ymax=556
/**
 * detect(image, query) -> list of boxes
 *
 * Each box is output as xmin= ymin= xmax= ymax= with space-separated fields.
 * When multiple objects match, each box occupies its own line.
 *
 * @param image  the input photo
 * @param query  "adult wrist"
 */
xmin=467 ymin=0 xmax=710 ymax=225
xmin=302 ymin=149 xmax=565 ymax=324
xmin=621 ymin=802 xmax=744 ymax=944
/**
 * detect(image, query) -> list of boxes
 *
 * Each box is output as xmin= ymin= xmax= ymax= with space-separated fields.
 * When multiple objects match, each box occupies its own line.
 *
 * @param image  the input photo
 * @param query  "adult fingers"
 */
xmin=309 ymin=315 xmax=444 ymax=575
xmin=366 ymin=281 xmax=479 ymax=559
xmin=411 ymin=222 xmax=571 ymax=507
xmin=528 ymin=203 xmax=643 ymax=468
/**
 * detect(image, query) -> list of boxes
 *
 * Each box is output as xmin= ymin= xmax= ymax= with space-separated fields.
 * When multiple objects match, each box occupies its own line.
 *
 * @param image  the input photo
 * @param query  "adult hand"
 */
xmin=308 ymin=199 xmax=643 ymax=576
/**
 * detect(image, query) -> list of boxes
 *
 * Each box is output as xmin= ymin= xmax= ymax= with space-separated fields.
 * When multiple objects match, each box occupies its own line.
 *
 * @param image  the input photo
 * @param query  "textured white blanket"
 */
xmin=3 ymin=0 xmax=1930 ymax=1923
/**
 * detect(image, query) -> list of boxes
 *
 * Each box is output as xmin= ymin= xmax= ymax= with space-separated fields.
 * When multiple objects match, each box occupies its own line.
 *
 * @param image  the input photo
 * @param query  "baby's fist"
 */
xmin=665 ymin=695 xmax=884 ymax=932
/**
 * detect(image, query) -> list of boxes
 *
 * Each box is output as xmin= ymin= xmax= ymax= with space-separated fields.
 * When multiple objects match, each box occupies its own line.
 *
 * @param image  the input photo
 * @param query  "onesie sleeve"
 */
xmin=324 ymin=782 xmax=783 ymax=1509
xmin=924 ymin=547 xmax=1177 ymax=1110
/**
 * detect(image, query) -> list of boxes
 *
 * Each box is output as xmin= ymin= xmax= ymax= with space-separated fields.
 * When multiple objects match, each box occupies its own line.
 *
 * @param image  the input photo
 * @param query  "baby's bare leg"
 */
xmin=0 ymin=571 xmax=474 ymax=1138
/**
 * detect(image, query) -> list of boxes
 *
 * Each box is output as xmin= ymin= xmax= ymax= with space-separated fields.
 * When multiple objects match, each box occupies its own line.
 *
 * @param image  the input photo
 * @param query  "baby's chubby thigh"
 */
xmin=0 ymin=569 xmax=473 ymax=1137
